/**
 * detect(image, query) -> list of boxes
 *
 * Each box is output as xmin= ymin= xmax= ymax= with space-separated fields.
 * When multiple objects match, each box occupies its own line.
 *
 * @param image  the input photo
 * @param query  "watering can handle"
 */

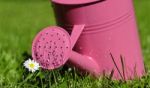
xmin=70 ymin=25 xmax=85 ymax=49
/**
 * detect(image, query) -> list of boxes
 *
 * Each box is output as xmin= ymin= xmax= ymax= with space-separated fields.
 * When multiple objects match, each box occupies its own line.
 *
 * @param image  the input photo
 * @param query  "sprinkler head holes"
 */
xmin=32 ymin=26 xmax=71 ymax=70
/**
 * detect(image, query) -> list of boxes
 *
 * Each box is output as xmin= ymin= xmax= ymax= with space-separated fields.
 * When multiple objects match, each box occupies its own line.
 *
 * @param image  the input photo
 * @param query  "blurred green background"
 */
xmin=0 ymin=0 xmax=150 ymax=87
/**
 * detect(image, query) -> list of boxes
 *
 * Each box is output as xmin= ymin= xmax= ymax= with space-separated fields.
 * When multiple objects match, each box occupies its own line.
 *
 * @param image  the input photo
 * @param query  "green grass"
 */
xmin=0 ymin=0 xmax=150 ymax=88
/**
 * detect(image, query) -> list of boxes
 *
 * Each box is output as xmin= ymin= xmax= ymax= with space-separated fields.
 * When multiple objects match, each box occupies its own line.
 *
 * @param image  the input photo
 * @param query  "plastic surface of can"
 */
xmin=50 ymin=0 xmax=145 ymax=79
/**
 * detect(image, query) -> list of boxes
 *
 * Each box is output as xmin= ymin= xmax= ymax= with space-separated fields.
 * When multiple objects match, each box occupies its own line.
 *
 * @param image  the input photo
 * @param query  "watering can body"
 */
xmin=51 ymin=0 xmax=145 ymax=79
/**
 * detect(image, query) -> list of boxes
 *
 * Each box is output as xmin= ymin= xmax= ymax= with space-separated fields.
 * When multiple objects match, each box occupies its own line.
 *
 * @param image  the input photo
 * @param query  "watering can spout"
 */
xmin=69 ymin=51 xmax=100 ymax=76
xmin=67 ymin=25 xmax=100 ymax=76
xmin=31 ymin=25 xmax=100 ymax=76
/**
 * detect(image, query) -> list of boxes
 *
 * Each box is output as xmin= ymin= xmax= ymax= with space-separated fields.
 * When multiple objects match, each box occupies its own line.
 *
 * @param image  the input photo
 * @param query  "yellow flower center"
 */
xmin=29 ymin=63 xmax=35 ymax=69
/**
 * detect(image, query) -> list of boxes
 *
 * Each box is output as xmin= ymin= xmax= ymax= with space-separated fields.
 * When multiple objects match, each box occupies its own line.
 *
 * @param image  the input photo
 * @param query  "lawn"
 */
xmin=0 ymin=0 xmax=150 ymax=88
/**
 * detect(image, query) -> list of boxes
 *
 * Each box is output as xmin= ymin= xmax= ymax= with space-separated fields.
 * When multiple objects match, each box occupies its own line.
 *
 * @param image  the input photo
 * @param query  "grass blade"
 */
xmin=110 ymin=53 xmax=124 ymax=80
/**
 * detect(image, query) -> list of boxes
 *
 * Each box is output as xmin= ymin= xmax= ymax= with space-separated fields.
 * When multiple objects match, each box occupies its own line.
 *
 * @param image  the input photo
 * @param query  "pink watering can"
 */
xmin=32 ymin=0 xmax=145 ymax=80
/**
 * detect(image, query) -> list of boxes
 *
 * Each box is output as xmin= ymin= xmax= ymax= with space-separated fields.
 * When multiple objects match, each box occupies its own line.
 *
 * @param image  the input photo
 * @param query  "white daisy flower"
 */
xmin=24 ymin=59 xmax=40 ymax=73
